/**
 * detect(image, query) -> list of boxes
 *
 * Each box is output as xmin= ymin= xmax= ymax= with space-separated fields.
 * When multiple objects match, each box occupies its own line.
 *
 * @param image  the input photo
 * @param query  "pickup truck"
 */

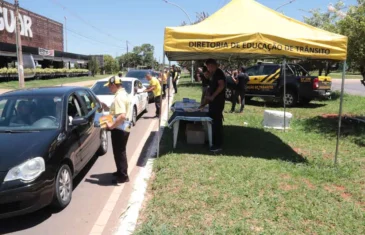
xmin=225 ymin=63 xmax=332 ymax=107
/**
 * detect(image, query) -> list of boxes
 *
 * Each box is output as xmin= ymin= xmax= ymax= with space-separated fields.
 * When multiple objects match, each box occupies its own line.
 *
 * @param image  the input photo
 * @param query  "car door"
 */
xmin=260 ymin=64 xmax=281 ymax=96
xmin=65 ymin=94 xmax=87 ymax=173
xmin=137 ymin=80 xmax=147 ymax=110
xmin=75 ymin=89 xmax=99 ymax=164
xmin=133 ymin=80 xmax=143 ymax=114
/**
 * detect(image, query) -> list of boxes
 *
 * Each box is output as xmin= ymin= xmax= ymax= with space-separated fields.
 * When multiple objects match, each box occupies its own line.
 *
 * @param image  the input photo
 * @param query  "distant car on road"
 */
xmin=125 ymin=69 xmax=160 ymax=102
xmin=91 ymin=77 xmax=149 ymax=125
xmin=0 ymin=87 xmax=108 ymax=219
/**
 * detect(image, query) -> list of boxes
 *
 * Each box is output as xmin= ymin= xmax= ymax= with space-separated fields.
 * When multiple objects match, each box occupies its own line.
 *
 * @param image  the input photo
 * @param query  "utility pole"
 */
xmin=126 ymin=40 xmax=129 ymax=54
xmin=64 ymin=16 xmax=67 ymax=52
xmin=15 ymin=0 xmax=25 ymax=88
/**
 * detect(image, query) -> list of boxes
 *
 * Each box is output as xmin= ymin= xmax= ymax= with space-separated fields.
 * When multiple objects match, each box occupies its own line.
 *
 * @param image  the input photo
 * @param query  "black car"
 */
xmin=0 ymin=87 xmax=108 ymax=219
xmin=125 ymin=69 xmax=160 ymax=101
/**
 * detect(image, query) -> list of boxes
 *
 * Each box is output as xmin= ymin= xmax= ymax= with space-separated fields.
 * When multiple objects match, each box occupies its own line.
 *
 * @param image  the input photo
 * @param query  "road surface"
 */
xmin=0 ymin=101 xmax=165 ymax=235
xmin=332 ymin=79 xmax=365 ymax=96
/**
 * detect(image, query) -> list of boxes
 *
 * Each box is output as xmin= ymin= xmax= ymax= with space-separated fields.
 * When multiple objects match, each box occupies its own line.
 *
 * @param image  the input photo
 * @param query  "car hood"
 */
xmin=0 ymin=130 xmax=60 ymax=171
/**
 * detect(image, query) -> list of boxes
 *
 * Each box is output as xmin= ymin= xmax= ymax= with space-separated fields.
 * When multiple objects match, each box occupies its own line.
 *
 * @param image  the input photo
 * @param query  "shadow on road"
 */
xmin=0 ymin=154 xmax=100 ymax=233
xmin=84 ymin=173 xmax=116 ymax=186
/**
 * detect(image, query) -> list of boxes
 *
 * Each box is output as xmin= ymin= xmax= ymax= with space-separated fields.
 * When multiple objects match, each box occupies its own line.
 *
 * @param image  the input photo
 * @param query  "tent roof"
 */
xmin=164 ymin=0 xmax=348 ymax=61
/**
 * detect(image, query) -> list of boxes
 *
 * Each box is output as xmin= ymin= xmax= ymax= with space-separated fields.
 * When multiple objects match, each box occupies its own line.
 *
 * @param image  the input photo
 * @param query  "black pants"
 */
xmin=154 ymin=95 xmax=161 ymax=117
xmin=231 ymin=89 xmax=245 ymax=112
xmin=209 ymin=111 xmax=224 ymax=148
xmin=162 ymin=84 xmax=167 ymax=98
xmin=173 ymin=80 xmax=178 ymax=93
xmin=111 ymin=129 xmax=130 ymax=179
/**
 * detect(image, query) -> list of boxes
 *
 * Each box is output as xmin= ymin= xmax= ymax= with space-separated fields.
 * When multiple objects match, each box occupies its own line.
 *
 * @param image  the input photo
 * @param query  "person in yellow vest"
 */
xmin=101 ymin=76 xmax=131 ymax=184
xmin=160 ymin=70 xmax=168 ymax=99
xmin=144 ymin=72 xmax=162 ymax=118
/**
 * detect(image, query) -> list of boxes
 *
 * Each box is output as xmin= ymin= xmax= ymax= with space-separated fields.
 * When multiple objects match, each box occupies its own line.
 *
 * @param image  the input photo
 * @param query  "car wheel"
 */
xmin=132 ymin=106 xmax=137 ymax=126
xmin=97 ymin=130 xmax=108 ymax=156
xmin=225 ymin=88 xmax=233 ymax=101
xmin=52 ymin=164 xmax=73 ymax=209
xmin=282 ymin=89 xmax=298 ymax=107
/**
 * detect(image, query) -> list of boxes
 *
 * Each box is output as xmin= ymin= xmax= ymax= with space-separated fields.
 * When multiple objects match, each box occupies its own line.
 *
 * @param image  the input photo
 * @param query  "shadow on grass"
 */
xmin=302 ymin=115 xmax=365 ymax=147
xmin=160 ymin=123 xmax=306 ymax=163
xmin=246 ymin=99 xmax=327 ymax=109
xmin=178 ymin=82 xmax=202 ymax=88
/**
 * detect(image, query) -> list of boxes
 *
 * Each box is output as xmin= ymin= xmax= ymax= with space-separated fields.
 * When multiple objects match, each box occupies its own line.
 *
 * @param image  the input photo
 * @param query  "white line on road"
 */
xmin=89 ymin=116 xmax=157 ymax=235
xmin=89 ymin=93 xmax=173 ymax=235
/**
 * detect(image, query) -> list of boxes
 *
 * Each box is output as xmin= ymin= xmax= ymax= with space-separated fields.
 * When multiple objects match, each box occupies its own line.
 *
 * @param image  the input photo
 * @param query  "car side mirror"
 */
xmin=71 ymin=117 xmax=88 ymax=126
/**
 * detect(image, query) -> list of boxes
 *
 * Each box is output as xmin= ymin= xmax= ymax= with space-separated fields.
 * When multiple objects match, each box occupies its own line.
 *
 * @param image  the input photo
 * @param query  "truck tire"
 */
xmin=282 ymin=89 xmax=298 ymax=107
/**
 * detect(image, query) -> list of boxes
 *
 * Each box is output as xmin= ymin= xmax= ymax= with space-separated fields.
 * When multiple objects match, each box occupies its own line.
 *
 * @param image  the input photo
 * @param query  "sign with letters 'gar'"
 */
xmin=0 ymin=1 xmax=64 ymax=51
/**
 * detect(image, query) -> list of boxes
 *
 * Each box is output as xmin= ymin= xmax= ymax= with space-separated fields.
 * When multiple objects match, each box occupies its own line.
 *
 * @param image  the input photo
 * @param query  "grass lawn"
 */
xmin=330 ymin=73 xmax=363 ymax=79
xmin=0 ymin=74 xmax=110 ymax=90
xmin=136 ymin=77 xmax=365 ymax=234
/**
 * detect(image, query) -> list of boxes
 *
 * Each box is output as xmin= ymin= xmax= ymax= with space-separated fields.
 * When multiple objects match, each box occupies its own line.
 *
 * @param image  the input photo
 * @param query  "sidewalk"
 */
xmin=0 ymin=80 xmax=96 ymax=94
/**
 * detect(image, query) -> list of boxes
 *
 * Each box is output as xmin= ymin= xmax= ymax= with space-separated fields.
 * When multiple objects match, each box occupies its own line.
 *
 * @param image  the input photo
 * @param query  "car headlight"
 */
xmin=4 ymin=157 xmax=45 ymax=182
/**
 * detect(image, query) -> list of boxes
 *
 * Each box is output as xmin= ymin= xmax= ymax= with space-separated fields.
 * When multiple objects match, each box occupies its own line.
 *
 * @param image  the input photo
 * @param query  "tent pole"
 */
xmin=168 ymin=61 xmax=171 ymax=121
xmin=191 ymin=60 xmax=194 ymax=83
xmin=334 ymin=61 xmax=346 ymax=165
xmin=283 ymin=58 xmax=287 ymax=132
xmin=157 ymin=53 xmax=165 ymax=159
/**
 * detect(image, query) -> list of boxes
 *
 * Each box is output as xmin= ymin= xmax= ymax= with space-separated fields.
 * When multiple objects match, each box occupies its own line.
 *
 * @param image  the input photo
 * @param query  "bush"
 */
xmin=0 ymin=68 xmax=89 ymax=75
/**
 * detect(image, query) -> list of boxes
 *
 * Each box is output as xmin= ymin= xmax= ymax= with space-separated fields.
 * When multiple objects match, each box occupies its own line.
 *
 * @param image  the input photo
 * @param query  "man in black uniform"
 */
xmin=200 ymin=59 xmax=226 ymax=153
xmin=199 ymin=66 xmax=210 ymax=104
xmin=171 ymin=65 xmax=178 ymax=94
xmin=231 ymin=66 xmax=249 ymax=113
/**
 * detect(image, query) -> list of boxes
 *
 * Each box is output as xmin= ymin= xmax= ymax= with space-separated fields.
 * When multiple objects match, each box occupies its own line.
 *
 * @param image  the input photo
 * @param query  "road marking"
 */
xmin=89 ymin=97 xmax=171 ymax=235
xmin=89 ymin=120 xmax=157 ymax=234
xmin=115 ymin=94 xmax=174 ymax=235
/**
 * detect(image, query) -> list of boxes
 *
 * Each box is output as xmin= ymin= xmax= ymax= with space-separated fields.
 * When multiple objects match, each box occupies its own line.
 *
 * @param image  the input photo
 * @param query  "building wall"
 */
xmin=0 ymin=1 xmax=64 ymax=51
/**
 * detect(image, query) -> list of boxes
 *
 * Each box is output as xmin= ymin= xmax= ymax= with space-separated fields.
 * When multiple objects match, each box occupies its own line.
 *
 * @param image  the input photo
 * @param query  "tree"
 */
xmin=338 ymin=0 xmax=365 ymax=80
xmin=88 ymin=57 xmax=99 ymax=77
xmin=103 ymin=55 xmax=116 ymax=74
xmin=302 ymin=1 xmax=347 ymax=76
xmin=133 ymin=44 xmax=156 ymax=68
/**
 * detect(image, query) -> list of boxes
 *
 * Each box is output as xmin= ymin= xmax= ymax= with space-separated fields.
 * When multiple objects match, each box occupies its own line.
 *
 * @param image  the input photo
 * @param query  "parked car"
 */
xmin=225 ymin=62 xmax=332 ymax=107
xmin=125 ymin=69 xmax=160 ymax=102
xmin=91 ymin=77 xmax=149 ymax=125
xmin=0 ymin=87 xmax=108 ymax=219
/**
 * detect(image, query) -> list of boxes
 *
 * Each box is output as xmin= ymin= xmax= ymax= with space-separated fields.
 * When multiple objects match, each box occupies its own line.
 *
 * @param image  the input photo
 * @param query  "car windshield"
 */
xmin=92 ymin=81 xmax=132 ymax=95
xmin=125 ymin=71 xmax=150 ymax=84
xmin=0 ymin=95 xmax=63 ymax=131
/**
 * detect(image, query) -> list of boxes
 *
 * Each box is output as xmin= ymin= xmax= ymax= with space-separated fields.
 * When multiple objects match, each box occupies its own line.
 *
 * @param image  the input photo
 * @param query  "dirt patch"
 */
xmin=341 ymin=192 xmax=352 ymax=200
xmin=280 ymin=174 xmax=291 ymax=180
xmin=302 ymin=179 xmax=316 ymax=190
xmin=279 ymin=183 xmax=298 ymax=191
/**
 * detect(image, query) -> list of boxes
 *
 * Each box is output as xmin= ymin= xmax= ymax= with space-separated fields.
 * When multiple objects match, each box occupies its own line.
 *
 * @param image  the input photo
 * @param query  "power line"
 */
xmin=65 ymin=27 xmax=126 ymax=51
xmin=50 ymin=0 xmax=131 ymax=45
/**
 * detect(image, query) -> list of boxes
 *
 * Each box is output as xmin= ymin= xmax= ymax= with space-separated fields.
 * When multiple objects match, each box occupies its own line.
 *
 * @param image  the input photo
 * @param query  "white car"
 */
xmin=90 ymin=77 xmax=149 ymax=125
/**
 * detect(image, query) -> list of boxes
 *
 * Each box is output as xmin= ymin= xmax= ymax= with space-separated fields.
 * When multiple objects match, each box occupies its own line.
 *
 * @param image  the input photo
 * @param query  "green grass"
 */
xmin=310 ymin=71 xmax=363 ymax=79
xmin=0 ymin=74 xmax=110 ymax=90
xmin=136 ymin=78 xmax=365 ymax=234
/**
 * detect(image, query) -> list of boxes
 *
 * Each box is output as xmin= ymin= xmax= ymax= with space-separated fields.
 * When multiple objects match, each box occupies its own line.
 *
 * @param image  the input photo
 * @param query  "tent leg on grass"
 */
xmin=191 ymin=60 xmax=194 ymax=83
xmin=334 ymin=61 xmax=347 ymax=165
xmin=283 ymin=58 xmax=287 ymax=132
xmin=157 ymin=52 xmax=166 ymax=159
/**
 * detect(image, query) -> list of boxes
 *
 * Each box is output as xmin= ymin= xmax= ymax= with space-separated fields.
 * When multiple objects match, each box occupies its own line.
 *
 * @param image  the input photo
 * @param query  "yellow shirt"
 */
xmin=109 ymin=88 xmax=130 ymax=120
xmin=150 ymin=77 xmax=162 ymax=97
xmin=162 ymin=73 xmax=167 ymax=84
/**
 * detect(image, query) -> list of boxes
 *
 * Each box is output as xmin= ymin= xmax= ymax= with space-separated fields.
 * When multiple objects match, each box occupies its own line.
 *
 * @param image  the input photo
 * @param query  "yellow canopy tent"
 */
xmin=160 ymin=0 xmax=348 ymax=164
xmin=164 ymin=0 xmax=347 ymax=61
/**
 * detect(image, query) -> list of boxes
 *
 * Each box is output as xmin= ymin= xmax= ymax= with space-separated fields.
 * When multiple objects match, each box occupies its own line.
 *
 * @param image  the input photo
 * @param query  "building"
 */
xmin=0 ymin=0 xmax=89 ymax=70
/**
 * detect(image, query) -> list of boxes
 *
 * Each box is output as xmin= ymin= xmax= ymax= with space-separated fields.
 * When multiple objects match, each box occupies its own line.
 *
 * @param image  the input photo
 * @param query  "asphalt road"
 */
xmin=0 ymin=103 xmax=161 ymax=235
xmin=332 ymin=79 xmax=365 ymax=96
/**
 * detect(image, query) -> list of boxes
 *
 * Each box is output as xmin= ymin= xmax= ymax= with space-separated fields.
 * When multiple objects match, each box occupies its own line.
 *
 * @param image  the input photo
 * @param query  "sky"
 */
xmin=12 ymin=0 xmax=357 ymax=62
